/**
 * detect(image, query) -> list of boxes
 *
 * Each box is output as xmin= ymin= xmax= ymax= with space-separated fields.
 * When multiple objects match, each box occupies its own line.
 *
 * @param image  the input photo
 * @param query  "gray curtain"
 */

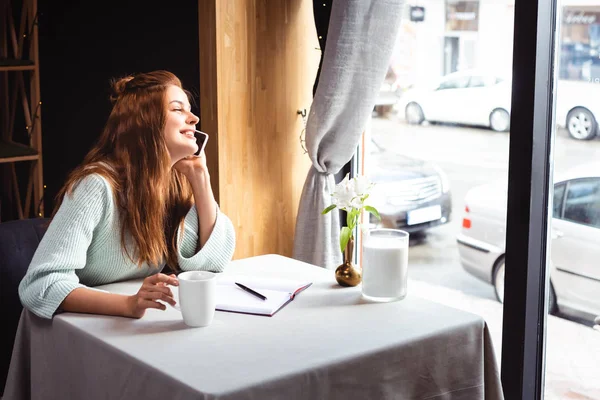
xmin=293 ymin=0 xmax=405 ymax=269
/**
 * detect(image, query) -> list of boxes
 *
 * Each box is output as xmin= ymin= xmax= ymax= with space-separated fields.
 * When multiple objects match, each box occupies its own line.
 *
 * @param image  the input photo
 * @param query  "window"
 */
xmin=552 ymin=183 xmax=565 ymax=218
xmin=559 ymin=6 xmax=600 ymax=82
xmin=446 ymin=0 xmax=480 ymax=32
xmin=437 ymin=76 xmax=470 ymax=90
xmin=563 ymin=178 xmax=600 ymax=228
xmin=468 ymin=75 xmax=496 ymax=87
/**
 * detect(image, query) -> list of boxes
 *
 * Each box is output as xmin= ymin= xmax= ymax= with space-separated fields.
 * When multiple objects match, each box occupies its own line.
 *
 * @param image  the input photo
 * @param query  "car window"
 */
xmin=553 ymin=183 xmax=565 ymax=218
xmin=468 ymin=76 xmax=496 ymax=88
xmin=437 ymin=76 xmax=470 ymax=90
xmin=563 ymin=178 xmax=600 ymax=228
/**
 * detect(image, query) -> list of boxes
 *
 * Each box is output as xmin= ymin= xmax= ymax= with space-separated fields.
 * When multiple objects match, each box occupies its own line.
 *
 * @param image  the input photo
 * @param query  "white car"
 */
xmin=457 ymin=163 xmax=600 ymax=321
xmin=399 ymin=69 xmax=600 ymax=140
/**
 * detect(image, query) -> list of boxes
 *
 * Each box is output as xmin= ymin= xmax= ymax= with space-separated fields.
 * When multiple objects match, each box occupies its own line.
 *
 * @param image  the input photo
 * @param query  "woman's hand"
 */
xmin=173 ymin=151 xmax=208 ymax=181
xmin=126 ymin=273 xmax=179 ymax=319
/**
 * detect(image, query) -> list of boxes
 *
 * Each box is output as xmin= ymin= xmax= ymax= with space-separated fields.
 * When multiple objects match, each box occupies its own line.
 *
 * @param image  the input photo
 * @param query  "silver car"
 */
xmin=457 ymin=163 xmax=600 ymax=320
xmin=368 ymin=140 xmax=452 ymax=233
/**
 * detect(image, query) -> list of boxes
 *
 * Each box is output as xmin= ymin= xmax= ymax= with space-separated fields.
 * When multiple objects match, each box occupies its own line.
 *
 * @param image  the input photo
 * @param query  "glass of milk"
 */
xmin=361 ymin=229 xmax=409 ymax=302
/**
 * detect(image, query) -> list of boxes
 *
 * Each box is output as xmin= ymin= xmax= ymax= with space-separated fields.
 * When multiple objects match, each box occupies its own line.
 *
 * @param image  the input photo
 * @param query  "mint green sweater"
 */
xmin=18 ymin=174 xmax=236 ymax=319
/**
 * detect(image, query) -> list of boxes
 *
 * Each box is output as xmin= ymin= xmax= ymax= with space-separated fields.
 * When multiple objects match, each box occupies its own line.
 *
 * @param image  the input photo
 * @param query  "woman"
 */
xmin=19 ymin=70 xmax=236 ymax=319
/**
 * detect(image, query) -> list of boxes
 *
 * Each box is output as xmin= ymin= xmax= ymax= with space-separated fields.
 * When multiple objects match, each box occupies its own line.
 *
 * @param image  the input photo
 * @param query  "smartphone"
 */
xmin=194 ymin=130 xmax=209 ymax=156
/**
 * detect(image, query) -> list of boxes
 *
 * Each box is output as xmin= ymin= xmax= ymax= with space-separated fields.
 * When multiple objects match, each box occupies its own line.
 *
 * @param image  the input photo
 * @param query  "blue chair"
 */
xmin=0 ymin=218 xmax=49 ymax=396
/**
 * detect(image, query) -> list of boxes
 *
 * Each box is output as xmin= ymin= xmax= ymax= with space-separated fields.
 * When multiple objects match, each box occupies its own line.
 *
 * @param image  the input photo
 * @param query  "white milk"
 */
xmin=362 ymin=235 xmax=409 ymax=301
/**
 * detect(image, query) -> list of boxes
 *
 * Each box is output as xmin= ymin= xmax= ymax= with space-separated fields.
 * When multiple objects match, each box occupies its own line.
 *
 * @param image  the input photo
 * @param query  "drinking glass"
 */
xmin=361 ymin=229 xmax=409 ymax=302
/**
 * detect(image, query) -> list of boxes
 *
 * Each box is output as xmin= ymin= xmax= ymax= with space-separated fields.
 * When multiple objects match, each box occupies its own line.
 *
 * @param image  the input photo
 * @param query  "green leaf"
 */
xmin=365 ymin=206 xmax=381 ymax=221
xmin=340 ymin=226 xmax=352 ymax=254
xmin=347 ymin=208 xmax=360 ymax=230
xmin=322 ymin=204 xmax=336 ymax=215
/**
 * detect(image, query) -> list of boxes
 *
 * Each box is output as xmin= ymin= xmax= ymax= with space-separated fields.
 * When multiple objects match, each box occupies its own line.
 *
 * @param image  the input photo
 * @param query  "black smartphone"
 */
xmin=194 ymin=130 xmax=209 ymax=156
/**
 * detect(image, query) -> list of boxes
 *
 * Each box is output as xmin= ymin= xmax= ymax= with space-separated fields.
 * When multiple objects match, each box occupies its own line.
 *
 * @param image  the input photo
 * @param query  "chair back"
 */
xmin=0 ymin=218 xmax=49 ymax=396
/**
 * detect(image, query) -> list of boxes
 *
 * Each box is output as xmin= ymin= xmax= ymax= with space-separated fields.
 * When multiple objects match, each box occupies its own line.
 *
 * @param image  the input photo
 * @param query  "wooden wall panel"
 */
xmin=200 ymin=0 xmax=319 ymax=259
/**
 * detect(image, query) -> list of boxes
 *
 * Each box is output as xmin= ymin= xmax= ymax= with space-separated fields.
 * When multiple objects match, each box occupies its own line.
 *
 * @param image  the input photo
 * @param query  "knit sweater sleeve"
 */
xmin=18 ymin=175 xmax=111 ymax=319
xmin=177 ymin=205 xmax=236 ymax=273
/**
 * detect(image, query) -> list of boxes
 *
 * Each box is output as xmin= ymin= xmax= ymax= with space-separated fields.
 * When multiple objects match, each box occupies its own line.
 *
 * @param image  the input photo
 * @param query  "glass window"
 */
xmin=553 ymin=183 xmax=565 ymax=218
xmin=446 ymin=0 xmax=480 ymax=32
xmin=437 ymin=76 xmax=470 ymax=90
xmin=559 ymin=6 xmax=600 ymax=82
xmin=563 ymin=178 xmax=600 ymax=227
xmin=368 ymin=1 xmax=600 ymax=397
xmin=468 ymin=76 xmax=496 ymax=87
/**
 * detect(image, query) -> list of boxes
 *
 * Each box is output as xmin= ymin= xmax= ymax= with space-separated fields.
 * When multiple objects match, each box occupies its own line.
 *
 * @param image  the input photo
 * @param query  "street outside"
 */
xmin=369 ymin=114 xmax=600 ymax=399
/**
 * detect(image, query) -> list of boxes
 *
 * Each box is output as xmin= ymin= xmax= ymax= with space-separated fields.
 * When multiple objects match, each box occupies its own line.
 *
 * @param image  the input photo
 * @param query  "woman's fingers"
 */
xmin=143 ymin=284 xmax=173 ymax=297
xmin=139 ymin=290 xmax=176 ymax=306
xmin=146 ymin=273 xmax=179 ymax=287
xmin=139 ymin=299 xmax=166 ymax=311
xmin=134 ymin=273 xmax=180 ymax=315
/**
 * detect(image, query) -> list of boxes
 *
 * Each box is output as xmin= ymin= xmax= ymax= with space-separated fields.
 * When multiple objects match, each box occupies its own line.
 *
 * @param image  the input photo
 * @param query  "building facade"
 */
xmin=390 ymin=0 xmax=600 ymax=88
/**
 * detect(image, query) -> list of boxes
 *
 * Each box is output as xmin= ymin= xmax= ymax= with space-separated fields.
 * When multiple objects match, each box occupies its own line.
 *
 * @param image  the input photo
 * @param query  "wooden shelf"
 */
xmin=0 ymin=59 xmax=35 ymax=72
xmin=0 ymin=141 xmax=39 ymax=164
xmin=0 ymin=65 xmax=36 ymax=72
xmin=0 ymin=0 xmax=44 ymax=220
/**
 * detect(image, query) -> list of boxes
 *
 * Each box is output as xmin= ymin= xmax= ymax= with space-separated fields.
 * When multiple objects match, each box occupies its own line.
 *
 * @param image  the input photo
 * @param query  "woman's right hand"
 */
xmin=126 ymin=273 xmax=179 ymax=318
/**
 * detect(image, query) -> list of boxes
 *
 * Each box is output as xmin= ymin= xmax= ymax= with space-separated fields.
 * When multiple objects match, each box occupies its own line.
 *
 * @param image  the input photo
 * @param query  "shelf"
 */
xmin=0 ymin=140 xmax=39 ymax=164
xmin=0 ymin=59 xmax=35 ymax=72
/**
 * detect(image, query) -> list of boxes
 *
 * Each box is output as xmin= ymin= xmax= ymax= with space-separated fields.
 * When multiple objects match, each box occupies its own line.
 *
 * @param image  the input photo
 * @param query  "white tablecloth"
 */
xmin=4 ymin=254 xmax=504 ymax=400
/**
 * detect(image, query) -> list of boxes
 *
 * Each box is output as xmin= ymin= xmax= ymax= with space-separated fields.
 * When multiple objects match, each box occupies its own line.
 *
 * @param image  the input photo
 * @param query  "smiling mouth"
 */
xmin=181 ymin=130 xmax=196 ymax=139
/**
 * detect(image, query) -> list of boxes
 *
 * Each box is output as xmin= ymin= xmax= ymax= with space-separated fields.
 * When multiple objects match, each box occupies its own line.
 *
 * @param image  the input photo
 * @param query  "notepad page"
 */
xmin=216 ymin=285 xmax=292 ymax=315
xmin=216 ymin=275 xmax=310 ymax=293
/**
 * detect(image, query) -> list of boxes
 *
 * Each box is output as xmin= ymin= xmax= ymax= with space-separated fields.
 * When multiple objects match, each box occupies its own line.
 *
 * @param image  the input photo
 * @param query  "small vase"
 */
xmin=335 ymin=237 xmax=362 ymax=287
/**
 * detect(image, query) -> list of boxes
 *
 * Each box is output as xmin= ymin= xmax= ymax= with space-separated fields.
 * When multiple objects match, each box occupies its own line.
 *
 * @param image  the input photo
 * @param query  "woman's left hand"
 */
xmin=174 ymin=151 xmax=208 ymax=180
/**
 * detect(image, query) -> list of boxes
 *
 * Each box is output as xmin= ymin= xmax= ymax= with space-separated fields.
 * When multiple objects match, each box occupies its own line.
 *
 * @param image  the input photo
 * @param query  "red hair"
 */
xmin=54 ymin=70 xmax=193 ymax=269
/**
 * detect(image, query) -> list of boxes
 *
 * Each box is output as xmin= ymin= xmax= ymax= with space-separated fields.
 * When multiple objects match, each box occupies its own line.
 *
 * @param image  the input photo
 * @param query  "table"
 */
xmin=4 ymin=254 xmax=504 ymax=400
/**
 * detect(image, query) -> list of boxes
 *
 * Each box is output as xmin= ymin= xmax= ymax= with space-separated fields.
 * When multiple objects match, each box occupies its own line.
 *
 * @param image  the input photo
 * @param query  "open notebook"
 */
xmin=215 ymin=275 xmax=312 ymax=316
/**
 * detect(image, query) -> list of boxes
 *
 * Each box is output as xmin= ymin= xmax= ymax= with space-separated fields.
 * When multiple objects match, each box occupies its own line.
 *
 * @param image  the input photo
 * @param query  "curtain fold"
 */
xmin=293 ymin=0 xmax=405 ymax=269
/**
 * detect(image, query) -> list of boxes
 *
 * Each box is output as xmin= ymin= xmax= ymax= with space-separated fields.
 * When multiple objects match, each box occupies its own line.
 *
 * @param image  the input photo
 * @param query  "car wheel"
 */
xmin=493 ymin=258 xmax=505 ymax=303
xmin=489 ymin=109 xmax=510 ymax=132
xmin=566 ymin=107 xmax=597 ymax=140
xmin=493 ymin=256 xmax=558 ymax=314
xmin=405 ymin=102 xmax=424 ymax=125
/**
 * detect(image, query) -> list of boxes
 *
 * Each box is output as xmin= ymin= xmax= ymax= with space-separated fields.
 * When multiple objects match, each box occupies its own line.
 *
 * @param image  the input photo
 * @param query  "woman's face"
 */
xmin=163 ymin=85 xmax=200 ymax=164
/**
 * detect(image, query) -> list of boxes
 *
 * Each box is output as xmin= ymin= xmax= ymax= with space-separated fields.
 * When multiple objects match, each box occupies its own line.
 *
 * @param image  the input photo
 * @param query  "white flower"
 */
xmin=353 ymin=175 xmax=371 ymax=196
xmin=350 ymin=196 xmax=363 ymax=209
xmin=332 ymin=175 xmax=356 ymax=210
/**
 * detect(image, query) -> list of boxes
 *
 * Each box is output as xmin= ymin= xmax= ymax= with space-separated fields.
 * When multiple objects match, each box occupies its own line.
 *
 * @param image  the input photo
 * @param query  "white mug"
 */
xmin=177 ymin=271 xmax=217 ymax=327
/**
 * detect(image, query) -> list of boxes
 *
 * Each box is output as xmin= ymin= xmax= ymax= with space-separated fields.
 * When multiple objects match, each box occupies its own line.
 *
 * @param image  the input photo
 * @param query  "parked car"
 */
xmin=367 ymin=139 xmax=452 ymax=233
xmin=398 ymin=69 xmax=600 ymax=140
xmin=457 ymin=162 xmax=600 ymax=320
xmin=398 ymin=69 xmax=512 ymax=131
xmin=555 ymin=79 xmax=600 ymax=140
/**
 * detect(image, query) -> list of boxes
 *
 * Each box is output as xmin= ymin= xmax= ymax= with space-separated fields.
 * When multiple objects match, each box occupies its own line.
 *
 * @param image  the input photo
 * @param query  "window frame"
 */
xmin=501 ymin=0 xmax=559 ymax=399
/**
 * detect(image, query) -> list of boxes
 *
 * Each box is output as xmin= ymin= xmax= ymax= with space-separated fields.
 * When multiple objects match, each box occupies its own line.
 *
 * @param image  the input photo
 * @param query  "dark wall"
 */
xmin=38 ymin=1 xmax=200 ymax=214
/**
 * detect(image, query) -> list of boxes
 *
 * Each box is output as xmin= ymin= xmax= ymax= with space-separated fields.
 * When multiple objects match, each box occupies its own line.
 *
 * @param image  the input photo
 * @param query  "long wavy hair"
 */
xmin=53 ymin=70 xmax=194 ymax=269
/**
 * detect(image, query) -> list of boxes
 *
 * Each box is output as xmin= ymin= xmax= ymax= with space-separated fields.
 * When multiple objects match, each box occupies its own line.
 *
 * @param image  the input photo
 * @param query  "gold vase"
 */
xmin=335 ymin=237 xmax=362 ymax=287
